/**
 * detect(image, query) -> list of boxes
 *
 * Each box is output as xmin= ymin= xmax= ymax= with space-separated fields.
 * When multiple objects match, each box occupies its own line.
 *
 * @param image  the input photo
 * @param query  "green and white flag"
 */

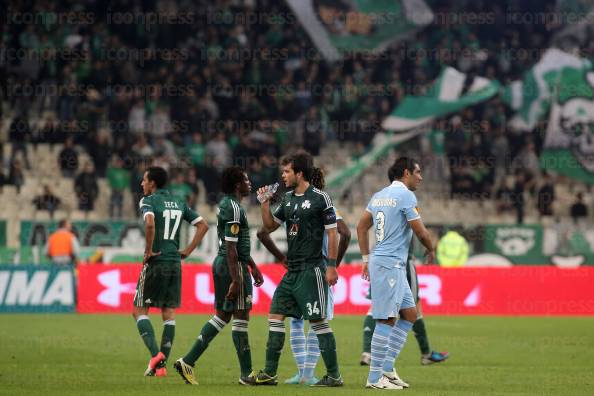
xmin=285 ymin=0 xmax=433 ymax=61
xmin=502 ymin=49 xmax=588 ymax=131
xmin=541 ymin=64 xmax=594 ymax=183
xmin=382 ymin=67 xmax=499 ymax=131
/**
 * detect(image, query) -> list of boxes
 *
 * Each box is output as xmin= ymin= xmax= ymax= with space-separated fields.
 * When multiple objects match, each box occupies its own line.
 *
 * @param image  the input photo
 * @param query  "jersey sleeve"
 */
xmin=222 ymin=201 xmax=242 ymax=242
xmin=139 ymin=196 xmax=154 ymax=221
xmin=272 ymin=194 xmax=287 ymax=225
xmin=320 ymin=191 xmax=337 ymax=229
xmin=183 ymin=202 xmax=203 ymax=225
xmin=402 ymin=191 xmax=421 ymax=222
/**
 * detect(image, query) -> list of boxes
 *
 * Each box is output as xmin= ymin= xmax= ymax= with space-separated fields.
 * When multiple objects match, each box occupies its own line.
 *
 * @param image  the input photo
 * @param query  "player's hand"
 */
xmin=425 ymin=249 xmax=436 ymax=265
xmin=361 ymin=263 xmax=370 ymax=281
xmin=179 ymin=248 xmax=192 ymax=259
xmin=326 ymin=266 xmax=339 ymax=286
xmin=256 ymin=187 xmax=270 ymax=204
xmin=143 ymin=251 xmax=161 ymax=265
xmin=226 ymin=280 xmax=240 ymax=300
xmin=251 ymin=266 xmax=264 ymax=287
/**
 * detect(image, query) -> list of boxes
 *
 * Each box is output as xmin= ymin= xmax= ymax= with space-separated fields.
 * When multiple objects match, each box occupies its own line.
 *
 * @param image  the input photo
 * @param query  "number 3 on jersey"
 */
xmin=163 ymin=209 xmax=182 ymax=240
xmin=375 ymin=211 xmax=385 ymax=242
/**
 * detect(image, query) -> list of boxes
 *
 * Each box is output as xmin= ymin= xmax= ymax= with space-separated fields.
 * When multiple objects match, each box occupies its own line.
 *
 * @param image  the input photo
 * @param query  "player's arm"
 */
xmin=180 ymin=219 xmax=209 ymax=259
xmin=336 ymin=218 xmax=351 ymax=267
xmin=357 ymin=210 xmax=373 ymax=280
xmin=256 ymin=226 xmax=287 ymax=266
xmin=257 ymin=187 xmax=282 ymax=232
xmin=322 ymin=204 xmax=339 ymax=286
xmin=143 ymin=213 xmax=160 ymax=265
xmin=225 ymin=239 xmax=241 ymax=300
xmin=410 ymin=219 xmax=435 ymax=264
xmin=247 ymin=256 xmax=264 ymax=287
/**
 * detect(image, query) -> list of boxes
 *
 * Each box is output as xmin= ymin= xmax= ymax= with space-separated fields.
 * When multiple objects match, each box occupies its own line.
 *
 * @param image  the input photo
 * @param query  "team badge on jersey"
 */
xmin=301 ymin=200 xmax=311 ymax=209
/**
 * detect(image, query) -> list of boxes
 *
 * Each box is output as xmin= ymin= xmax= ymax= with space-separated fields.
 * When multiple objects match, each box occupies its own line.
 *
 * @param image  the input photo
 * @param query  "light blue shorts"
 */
xmin=369 ymin=256 xmax=415 ymax=319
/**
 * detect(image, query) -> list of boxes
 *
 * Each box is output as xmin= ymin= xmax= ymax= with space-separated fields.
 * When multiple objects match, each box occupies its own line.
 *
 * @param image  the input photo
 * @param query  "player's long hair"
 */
xmin=221 ymin=166 xmax=246 ymax=194
xmin=310 ymin=167 xmax=325 ymax=190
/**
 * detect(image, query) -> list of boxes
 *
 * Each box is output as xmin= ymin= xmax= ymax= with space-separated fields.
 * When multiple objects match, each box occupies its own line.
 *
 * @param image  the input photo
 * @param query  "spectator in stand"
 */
xmin=0 ymin=167 xmax=5 ymax=192
xmin=107 ymin=156 xmax=130 ymax=219
xmin=58 ymin=136 xmax=79 ymax=177
xmin=87 ymin=131 xmax=111 ymax=178
xmin=9 ymin=114 xmax=32 ymax=169
xmin=206 ymin=132 xmax=232 ymax=171
xmin=169 ymin=171 xmax=193 ymax=205
xmin=570 ymin=192 xmax=588 ymax=224
xmin=495 ymin=176 xmax=515 ymax=215
xmin=513 ymin=172 xmax=526 ymax=224
xmin=301 ymin=106 xmax=324 ymax=156
xmin=32 ymin=185 xmax=61 ymax=218
xmin=8 ymin=159 xmax=25 ymax=194
xmin=188 ymin=132 xmax=206 ymax=174
xmin=45 ymin=219 xmax=79 ymax=265
xmin=537 ymin=173 xmax=555 ymax=217
xmin=75 ymin=162 xmax=99 ymax=213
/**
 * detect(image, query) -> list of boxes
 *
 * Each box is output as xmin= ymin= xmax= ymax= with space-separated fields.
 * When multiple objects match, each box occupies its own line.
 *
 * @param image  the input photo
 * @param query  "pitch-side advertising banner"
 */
xmin=0 ymin=265 xmax=75 ymax=312
xmin=77 ymin=264 xmax=594 ymax=315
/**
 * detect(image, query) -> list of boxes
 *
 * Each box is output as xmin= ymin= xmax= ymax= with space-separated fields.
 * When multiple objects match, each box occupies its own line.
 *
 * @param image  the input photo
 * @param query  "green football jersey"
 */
xmin=216 ymin=195 xmax=250 ymax=262
xmin=272 ymin=185 xmax=337 ymax=270
xmin=139 ymin=189 xmax=201 ymax=263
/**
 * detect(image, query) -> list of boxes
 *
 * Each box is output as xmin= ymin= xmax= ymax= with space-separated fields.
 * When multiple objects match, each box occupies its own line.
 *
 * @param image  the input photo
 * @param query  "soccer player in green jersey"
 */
xmin=133 ymin=166 xmax=209 ymax=377
xmin=174 ymin=166 xmax=264 ymax=385
xmin=247 ymin=151 xmax=344 ymax=387
xmin=257 ymin=167 xmax=351 ymax=385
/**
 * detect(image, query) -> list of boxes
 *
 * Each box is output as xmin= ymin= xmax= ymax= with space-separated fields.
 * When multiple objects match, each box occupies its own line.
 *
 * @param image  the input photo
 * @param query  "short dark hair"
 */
xmin=146 ymin=166 xmax=168 ymax=188
xmin=388 ymin=157 xmax=418 ymax=182
xmin=282 ymin=150 xmax=313 ymax=181
xmin=221 ymin=166 xmax=246 ymax=194
xmin=310 ymin=167 xmax=325 ymax=190
xmin=58 ymin=219 xmax=68 ymax=228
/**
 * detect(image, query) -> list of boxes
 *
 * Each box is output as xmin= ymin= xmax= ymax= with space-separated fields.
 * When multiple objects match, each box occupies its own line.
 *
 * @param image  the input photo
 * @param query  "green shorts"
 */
xmin=406 ymin=258 xmax=419 ymax=304
xmin=134 ymin=261 xmax=181 ymax=308
xmin=269 ymin=265 xmax=328 ymax=320
xmin=213 ymin=256 xmax=253 ymax=312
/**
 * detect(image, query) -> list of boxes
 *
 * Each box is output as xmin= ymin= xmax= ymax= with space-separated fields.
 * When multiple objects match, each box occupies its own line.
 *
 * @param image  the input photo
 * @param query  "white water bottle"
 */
xmin=257 ymin=182 xmax=280 ymax=203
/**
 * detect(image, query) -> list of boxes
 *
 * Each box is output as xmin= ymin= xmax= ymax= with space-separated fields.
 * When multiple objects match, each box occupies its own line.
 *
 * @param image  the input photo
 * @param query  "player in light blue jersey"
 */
xmin=357 ymin=157 xmax=435 ymax=390
xmin=257 ymin=167 xmax=350 ymax=385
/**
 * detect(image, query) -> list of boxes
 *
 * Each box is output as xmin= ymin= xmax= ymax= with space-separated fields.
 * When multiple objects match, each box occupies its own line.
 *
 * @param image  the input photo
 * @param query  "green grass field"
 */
xmin=1 ymin=315 xmax=593 ymax=395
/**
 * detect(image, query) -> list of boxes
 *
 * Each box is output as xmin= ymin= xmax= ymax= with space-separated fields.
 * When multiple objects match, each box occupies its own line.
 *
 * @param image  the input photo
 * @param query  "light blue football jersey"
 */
xmin=366 ymin=180 xmax=420 ymax=268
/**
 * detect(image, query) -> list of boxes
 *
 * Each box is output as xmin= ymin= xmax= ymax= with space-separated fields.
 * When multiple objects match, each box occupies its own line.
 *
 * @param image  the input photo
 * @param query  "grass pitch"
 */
xmin=1 ymin=314 xmax=593 ymax=395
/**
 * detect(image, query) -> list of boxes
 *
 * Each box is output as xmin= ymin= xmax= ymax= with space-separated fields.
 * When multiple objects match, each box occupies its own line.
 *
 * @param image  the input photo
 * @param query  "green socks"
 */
xmin=264 ymin=319 xmax=286 ymax=376
xmin=160 ymin=319 xmax=176 ymax=359
xmin=311 ymin=321 xmax=340 ymax=378
xmin=183 ymin=316 xmax=227 ymax=365
xmin=136 ymin=315 xmax=159 ymax=357
xmin=363 ymin=314 xmax=375 ymax=353
xmin=413 ymin=317 xmax=431 ymax=355
xmin=232 ymin=319 xmax=252 ymax=377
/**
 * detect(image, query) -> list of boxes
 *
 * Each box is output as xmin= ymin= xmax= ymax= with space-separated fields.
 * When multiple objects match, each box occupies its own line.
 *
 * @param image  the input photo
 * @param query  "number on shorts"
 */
xmin=306 ymin=301 xmax=320 ymax=316
xmin=163 ymin=209 xmax=182 ymax=240
xmin=375 ymin=211 xmax=385 ymax=242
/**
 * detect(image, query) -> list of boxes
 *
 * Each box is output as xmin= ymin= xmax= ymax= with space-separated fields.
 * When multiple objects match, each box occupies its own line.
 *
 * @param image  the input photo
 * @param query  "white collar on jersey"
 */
xmin=391 ymin=180 xmax=407 ymax=189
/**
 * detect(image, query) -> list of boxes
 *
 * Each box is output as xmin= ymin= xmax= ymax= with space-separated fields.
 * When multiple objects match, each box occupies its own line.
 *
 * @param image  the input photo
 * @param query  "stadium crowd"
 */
xmin=0 ymin=0 xmax=575 ymax=221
